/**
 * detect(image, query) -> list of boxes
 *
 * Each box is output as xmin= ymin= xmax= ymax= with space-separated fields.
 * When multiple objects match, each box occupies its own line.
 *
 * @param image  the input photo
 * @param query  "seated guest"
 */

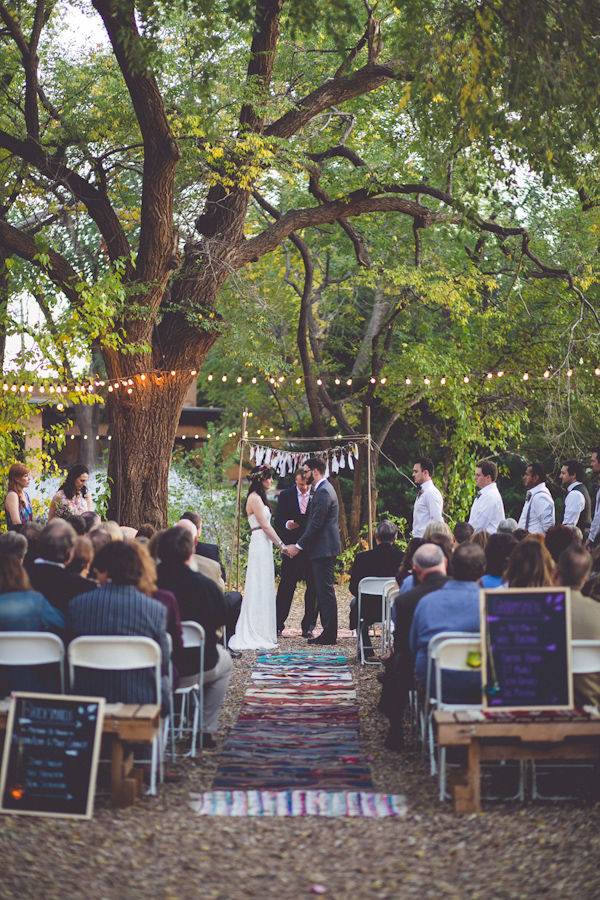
xmin=81 ymin=510 xmax=101 ymax=533
xmin=396 ymin=538 xmax=423 ymax=592
xmin=555 ymin=545 xmax=600 ymax=706
xmin=410 ymin=543 xmax=485 ymax=703
xmin=400 ymin=523 xmax=452 ymax=595
xmin=176 ymin=516 xmax=242 ymax=657
xmin=176 ymin=518 xmax=224 ymax=590
xmin=68 ymin=515 xmax=87 ymax=535
xmin=136 ymin=523 xmax=156 ymax=540
xmin=181 ymin=510 xmax=226 ymax=578
xmin=29 ymin=520 xmax=96 ymax=616
xmin=65 ymin=536 xmax=94 ymax=578
xmin=564 ymin=524 xmax=584 ymax=545
xmin=453 ymin=522 xmax=474 ymax=545
xmin=381 ymin=543 xmax=450 ymax=750
xmin=0 ymin=531 xmax=28 ymax=561
xmin=21 ymin=521 xmax=42 ymax=574
xmin=470 ymin=530 xmax=489 ymax=551
xmin=348 ymin=519 xmax=404 ymax=656
xmin=68 ymin=541 xmax=170 ymax=707
xmin=481 ymin=533 xmax=518 ymax=588
xmin=545 ymin=524 xmax=576 ymax=563
xmin=156 ymin=527 xmax=232 ymax=748
xmin=504 ymin=539 xmax=555 ymax=587
xmin=497 ymin=518 xmax=518 ymax=534
xmin=0 ymin=554 xmax=65 ymax=695
xmin=132 ymin=540 xmax=184 ymax=688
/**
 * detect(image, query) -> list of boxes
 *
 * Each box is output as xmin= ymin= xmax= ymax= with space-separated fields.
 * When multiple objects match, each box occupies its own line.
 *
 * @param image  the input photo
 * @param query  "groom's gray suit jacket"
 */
xmin=297 ymin=480 xmax=342 ymax=559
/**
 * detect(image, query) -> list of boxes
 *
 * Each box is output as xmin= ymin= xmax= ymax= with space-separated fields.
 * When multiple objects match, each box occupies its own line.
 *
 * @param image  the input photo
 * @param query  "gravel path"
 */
xmin=1 ymin=588 xmax=599 ymax=899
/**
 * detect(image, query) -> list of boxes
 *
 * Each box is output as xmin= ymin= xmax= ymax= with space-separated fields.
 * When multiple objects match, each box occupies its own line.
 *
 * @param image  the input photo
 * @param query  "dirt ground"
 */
xmin=1 ymin=588 xmax=599 ymax=900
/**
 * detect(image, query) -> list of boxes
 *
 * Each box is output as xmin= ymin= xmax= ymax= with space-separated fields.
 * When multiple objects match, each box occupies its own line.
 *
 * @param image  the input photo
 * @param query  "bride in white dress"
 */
xmin=229 ymin=466 xmax=285 ymax=651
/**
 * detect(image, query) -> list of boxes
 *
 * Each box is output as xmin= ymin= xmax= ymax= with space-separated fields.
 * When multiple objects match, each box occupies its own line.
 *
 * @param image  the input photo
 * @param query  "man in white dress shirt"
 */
xmin=559 ymin=459 xmax=591 ymax=540
xmin=411 ymin=457 xmax=444 ymax=538
xmin=517 ymin=463 xmax=555 ymax=534
xmin=586 ymin=447 xmax=600 ymax=551
xmin=468 ymin=460 xmax=505 ymax=534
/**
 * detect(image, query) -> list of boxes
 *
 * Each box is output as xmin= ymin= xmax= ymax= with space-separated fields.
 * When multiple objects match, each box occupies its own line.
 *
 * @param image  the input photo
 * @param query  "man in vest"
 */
xmin=559 ymin=459 xmax=591 ymax=541
xmin=517 ymin=463 xmax=555 ymax=534
xmin=586 ymin=447 xmax=600 ymax=552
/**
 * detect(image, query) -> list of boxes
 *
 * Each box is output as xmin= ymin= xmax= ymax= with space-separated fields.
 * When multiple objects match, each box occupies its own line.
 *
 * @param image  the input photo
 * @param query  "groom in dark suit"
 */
xmin=275 ymin=469 xmax=318 ymax=637
xmin=285 ymin=457 xmax=342 ymax=645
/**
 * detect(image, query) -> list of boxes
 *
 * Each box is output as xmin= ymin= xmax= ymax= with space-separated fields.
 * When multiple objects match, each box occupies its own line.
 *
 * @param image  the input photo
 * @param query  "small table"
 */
xmin=434 ymin=710 xmax=600 ymax=814
xmin=0 ymin=701 xmax=161 ymax=809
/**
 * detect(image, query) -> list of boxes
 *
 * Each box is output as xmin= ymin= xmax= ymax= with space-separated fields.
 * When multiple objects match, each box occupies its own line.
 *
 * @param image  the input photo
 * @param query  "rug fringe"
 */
xmin=189 ymin=790 xmax=407 ymax=818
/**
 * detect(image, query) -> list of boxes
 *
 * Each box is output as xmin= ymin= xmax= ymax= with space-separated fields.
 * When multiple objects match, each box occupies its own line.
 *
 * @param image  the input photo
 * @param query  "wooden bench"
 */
xmin=0 ymin=701 xmax=161 ymax=809
xmin=434 ymin=709 xmax=600 ymax=814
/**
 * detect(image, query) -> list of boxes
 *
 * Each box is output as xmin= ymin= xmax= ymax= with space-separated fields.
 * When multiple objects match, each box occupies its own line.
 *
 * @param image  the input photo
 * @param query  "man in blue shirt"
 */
xmin=410 ymin=542 xmax=484 ymax=703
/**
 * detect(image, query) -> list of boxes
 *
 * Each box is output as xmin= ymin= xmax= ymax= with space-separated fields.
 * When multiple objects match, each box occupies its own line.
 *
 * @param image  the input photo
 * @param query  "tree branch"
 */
xmin=92 ymin=0 xmax=181 ymax=285
xmin=239 ymin=0 xmax=286 ymax=133
xmin=234 ymin=190 xmax=441 ymax=267
xmin=0 ymin=129 xmax=133 ymax=272
xmin=0 ymin=219 xmax=81 ymax=304
xmin=265 ymin=59 xmax=411 ymax=140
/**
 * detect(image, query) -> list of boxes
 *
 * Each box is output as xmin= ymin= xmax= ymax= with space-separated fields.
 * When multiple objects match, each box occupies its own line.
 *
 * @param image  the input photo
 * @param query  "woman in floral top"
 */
xmin=49 ymin=464 xmax=94 ymax=520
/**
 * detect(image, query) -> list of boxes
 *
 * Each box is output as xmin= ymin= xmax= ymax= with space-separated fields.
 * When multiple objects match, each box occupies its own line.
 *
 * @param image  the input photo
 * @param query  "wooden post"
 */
xmin=230 ymin=408 xmax=248 ymax=591
xmin=366 ymin=406 xmax=373 ymax=549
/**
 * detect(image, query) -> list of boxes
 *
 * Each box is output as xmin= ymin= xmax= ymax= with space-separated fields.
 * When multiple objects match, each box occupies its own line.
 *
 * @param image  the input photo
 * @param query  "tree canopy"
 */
xmin=1 ymin=0 xmax=600 ymax=526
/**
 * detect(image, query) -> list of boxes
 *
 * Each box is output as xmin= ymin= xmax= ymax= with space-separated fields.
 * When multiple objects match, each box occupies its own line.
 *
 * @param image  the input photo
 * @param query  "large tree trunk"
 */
xmin=103 ymin=311 xmax=219 ymax=527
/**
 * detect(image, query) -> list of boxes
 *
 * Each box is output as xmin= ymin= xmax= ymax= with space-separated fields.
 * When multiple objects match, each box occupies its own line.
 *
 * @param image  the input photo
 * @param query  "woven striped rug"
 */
xmin=189 ymin=650 xmax=406 ymax=817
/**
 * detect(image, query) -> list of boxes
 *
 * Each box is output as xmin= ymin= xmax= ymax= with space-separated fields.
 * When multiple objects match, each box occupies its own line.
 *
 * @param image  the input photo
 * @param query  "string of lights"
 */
xmin=1 ymin=363 xmax=598 ymax=396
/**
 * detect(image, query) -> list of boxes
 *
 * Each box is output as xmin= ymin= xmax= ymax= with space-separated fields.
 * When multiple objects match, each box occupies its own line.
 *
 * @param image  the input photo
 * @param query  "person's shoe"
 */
xmin=376 ymin=670 xmax=386 ymax=684
xmin=307 ymin=635 xmax=337 ymax=645
xmin=200 ymin=733 xmax=217 ymax=750
xmin=301 ymin=629 xmax=314 ymax=639
xmin=228 ymin=647 xmax=242 ymax=659
xmin=277 ymin=629 xmax=283 ymax=636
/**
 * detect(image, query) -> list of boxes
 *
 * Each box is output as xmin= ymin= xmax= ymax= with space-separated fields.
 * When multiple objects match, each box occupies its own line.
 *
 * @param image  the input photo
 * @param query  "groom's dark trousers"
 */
xmin=297 ymin=479 xmax=342 ymax=643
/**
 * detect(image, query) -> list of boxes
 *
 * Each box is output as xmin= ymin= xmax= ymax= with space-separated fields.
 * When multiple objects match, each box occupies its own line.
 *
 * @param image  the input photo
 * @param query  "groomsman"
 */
xmin=468 ymin=460 xmax=505 ymax=534
xmin=517 ymin=463 xmax=555 ymax=534
xmin=586 ymin=448 xmax=600 ymax=551
xmin=275 ymin=469 xmax=318 ymax=637
xmin=559 ymin=459 xmax=591 ymax=540
xmin=411 ymin=457 xmax=444 ymax=538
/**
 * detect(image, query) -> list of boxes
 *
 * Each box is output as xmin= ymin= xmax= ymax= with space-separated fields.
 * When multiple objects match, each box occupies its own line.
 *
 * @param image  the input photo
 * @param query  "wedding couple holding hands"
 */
xmin=228 ymin=457 xmax=342 ymax=652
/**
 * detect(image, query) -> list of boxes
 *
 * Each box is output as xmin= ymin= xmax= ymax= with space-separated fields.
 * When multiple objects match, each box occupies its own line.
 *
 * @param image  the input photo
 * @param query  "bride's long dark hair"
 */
xmin=246 ymin=466 xmax=273 ymax=511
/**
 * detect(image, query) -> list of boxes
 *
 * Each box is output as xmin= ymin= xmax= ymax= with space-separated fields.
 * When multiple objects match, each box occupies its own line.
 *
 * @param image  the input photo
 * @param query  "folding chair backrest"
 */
xmin=434 ymin=636 xmax=482 ymax=707
xmin=180 ymin=621 xmax=205 ymax=674
xmin=358 ymin=577 xmax=392 ymax=600
xmin=572 ymin=639 xmax=600 ymax=675
xmin=68 ymin=636 xmax=161 ymax=703
xmin=0 ymin=632 xmax=65 ymax=693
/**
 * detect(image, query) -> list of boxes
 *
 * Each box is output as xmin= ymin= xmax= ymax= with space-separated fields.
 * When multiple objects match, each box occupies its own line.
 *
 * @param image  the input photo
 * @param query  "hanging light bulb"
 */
xmin=523 ymin=373 xmax=529 ymax=381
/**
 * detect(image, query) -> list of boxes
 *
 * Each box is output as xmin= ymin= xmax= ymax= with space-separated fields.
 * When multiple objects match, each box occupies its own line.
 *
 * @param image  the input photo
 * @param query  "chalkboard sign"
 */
xmin=481 ymin=588 xmax=573 ymax=710
xmin=0 ymin=693 xmax=105 ymax=819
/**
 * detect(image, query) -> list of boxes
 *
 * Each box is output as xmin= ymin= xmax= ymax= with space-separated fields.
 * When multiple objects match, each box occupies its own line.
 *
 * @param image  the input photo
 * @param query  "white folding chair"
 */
xmin=382 ymin=580 xmax=398 ymax=656
xmin=532 ymin=639 xmax=600 ymax=800
xmin=421 ymin=631 xmax=478 ymax=769
xmin=170 ymin=621 xmax=205 ymax=759
xmin=357 ymin=576 xmax=391 ymax=665
xmin=68 ymin=636 xmax=164 ymax=795
xmin=433 ymin=636 xmax=483 ymax=801
xmin=0 ymin=632 xmax=65 ymax=694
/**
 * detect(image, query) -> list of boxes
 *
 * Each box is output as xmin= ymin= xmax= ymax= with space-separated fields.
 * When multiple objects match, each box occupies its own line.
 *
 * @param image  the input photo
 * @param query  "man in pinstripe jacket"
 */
xmin=68 ymin=541 xmax=170 ymax=708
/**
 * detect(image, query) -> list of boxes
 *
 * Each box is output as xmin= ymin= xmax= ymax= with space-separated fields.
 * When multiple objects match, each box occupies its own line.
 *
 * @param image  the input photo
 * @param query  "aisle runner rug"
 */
xmin=189 ymin=650 xmax=406 ymax=818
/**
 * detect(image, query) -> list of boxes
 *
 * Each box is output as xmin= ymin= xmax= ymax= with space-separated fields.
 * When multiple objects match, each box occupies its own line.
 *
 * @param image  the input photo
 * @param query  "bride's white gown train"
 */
xmin=229 ymin=509 xmax=278 ymax=651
